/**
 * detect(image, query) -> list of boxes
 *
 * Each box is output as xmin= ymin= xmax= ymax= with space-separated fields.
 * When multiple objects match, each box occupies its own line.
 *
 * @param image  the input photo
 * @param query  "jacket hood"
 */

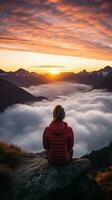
xmin=49 ymin=121 xmax=68 ymax=135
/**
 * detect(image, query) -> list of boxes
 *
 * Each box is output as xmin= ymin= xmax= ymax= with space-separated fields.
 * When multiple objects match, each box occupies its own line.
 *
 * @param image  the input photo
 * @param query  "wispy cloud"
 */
xmin=31 ymin=65 xmax=69 ymax=69
xmin=0 ymin=0 xmax=112 ymax=59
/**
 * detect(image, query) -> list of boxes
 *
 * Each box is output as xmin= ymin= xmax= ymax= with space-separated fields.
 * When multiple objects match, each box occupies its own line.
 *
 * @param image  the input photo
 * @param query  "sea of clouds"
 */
xmin=0 ymin=82 xmax=112 ymax=157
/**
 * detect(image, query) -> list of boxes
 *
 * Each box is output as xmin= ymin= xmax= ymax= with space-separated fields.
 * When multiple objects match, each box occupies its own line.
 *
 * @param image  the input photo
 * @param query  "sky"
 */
xmin=0 ymin=82 xmax=112 ymax=157
xmin=0 ymin=0 xmax=112 ymax=73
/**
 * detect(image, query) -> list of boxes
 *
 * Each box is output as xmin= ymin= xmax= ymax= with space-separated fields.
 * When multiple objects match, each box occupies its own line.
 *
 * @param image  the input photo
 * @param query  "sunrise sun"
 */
xmin=49 ymin=68 xmax=59 ymax=75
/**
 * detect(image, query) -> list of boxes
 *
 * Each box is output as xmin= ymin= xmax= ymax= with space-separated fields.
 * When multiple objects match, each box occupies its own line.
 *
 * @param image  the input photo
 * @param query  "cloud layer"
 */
xmin=0 ymin=0 xmax=112 ymax=59
xmin=0 ymin=82 xmax=112 ymax=157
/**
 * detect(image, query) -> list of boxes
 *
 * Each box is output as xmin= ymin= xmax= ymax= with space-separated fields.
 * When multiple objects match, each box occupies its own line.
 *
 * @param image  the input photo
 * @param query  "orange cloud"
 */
xmin=0 ymin=0 xmax=112 ymax=60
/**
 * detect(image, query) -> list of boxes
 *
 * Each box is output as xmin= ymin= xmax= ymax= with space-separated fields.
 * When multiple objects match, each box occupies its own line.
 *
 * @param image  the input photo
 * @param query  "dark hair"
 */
xmin=52 ymin=105 xmax=65 ymax=123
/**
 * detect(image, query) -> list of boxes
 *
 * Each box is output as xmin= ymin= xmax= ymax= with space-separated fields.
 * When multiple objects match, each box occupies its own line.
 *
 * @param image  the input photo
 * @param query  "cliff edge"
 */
xmin=13 ymin=154 xmax=100 ymax=200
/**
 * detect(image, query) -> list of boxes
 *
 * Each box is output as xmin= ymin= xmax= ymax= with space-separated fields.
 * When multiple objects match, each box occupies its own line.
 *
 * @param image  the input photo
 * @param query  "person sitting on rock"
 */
xmin=43 ymin=105 xmax=74 ymax=165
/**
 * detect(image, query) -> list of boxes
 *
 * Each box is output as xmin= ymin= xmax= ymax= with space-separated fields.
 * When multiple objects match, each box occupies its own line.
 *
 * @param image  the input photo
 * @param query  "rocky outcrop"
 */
xmin=13 ymin=154 xmax=100 ymax=200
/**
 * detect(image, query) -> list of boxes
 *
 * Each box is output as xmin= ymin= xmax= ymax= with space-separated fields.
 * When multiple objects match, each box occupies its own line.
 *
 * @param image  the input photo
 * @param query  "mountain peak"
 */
xmin=15 ymin=68 xmax=30 ymax=76
xmin=16 ymin=68 xmax=28 ymax=72
xmin=80 ymin=69 xmax=87 ymax=74
xmin=103 ymin=66 xmax=112 ymax=72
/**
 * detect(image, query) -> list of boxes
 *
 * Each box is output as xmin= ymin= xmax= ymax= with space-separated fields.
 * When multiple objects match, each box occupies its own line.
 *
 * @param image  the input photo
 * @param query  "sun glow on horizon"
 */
xmin=49 ymin=68 xmax=60 ymax=75
xmin=0 ymin=49 xmax=112 ymax=73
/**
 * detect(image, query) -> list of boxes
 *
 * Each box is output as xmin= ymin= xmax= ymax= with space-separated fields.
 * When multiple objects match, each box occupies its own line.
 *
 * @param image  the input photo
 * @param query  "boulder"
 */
xmin=13 ymin=155 xmax=100 ymax=200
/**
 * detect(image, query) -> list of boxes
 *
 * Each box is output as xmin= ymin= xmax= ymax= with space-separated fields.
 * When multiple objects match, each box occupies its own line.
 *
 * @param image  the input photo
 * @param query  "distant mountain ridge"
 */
xmin=59 ymin=66 xmax=112 ymax=91
xmin=0 ymin=68 xmax=48 ymax=87
xmin=0 ymin=78 xmax=46 ymax=112
xmin=0 ymin=66 xmax=112 ymax=90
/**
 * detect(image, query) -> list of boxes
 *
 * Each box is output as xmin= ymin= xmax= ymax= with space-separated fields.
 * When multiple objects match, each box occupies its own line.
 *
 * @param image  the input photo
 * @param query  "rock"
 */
xmin=12 ymin=155 xmax=100 ymax=200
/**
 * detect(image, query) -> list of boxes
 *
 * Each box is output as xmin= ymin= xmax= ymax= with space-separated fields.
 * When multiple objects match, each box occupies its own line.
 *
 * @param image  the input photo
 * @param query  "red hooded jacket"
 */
xmin=43 ymin=121 xmax=74 ymax=164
